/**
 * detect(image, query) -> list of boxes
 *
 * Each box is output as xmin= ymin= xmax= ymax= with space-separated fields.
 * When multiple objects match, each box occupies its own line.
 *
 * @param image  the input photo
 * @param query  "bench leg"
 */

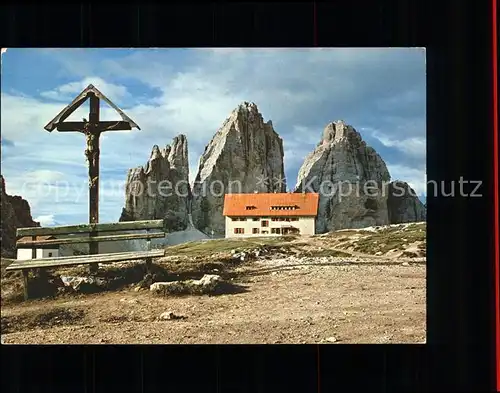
xmin=37 ymin=268 xmax=48 ymax=282
xmin=89 ymin=240 xmax=99 ymax=274
xmin=88 ymin=263 xmax=99 ymax=275
xmin=22 ymin=270 xmax=30 ymax=300
xmin=145 ymin=257 xmax=152 ymax=274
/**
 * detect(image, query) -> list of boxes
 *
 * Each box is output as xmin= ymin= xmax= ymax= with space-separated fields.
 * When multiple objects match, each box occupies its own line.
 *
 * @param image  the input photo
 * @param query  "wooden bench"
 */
xmin=6 ymin=219 xmax=167 ymax=300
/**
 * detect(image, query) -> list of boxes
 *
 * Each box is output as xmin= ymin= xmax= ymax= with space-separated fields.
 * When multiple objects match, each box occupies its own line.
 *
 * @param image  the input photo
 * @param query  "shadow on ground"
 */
xmin=1 ymin=259 xmax=249 ymax=303
xmin=1 ymin=306 xmax=86 ymax=334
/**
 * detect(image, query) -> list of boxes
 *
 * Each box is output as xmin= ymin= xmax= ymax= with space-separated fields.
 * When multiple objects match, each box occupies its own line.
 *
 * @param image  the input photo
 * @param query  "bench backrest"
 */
xmin=16 ymin=219 xmax=165 ymax=249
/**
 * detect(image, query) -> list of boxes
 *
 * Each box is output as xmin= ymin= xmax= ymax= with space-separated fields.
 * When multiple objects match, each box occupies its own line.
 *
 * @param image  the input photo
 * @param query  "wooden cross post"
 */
xmin=86 ymin=93 xmax=103 ymax=273
xmin=44 ymin=84 xmax=140 ymax=273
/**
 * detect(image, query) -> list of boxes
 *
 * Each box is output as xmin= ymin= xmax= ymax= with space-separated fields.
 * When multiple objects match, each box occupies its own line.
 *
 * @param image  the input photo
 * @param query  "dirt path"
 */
xmin=1 ymin=256 xmax=426 ymax=344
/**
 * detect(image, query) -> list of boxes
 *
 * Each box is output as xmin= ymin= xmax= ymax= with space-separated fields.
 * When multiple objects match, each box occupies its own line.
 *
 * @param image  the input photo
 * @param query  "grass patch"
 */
xmin=352 ymin=224 xmax=426 ymax=255
xmin=325 ymin=230 xmax=359 ymax=238
xmin=165 ymin=237 xmax=298 ymax=257
xmin=166 ymin=239 xmax=255 ymax=256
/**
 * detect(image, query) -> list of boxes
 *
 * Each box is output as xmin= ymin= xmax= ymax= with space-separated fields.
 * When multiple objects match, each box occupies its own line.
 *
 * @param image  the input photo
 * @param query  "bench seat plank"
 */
xmin=9 ymin=250 xmax=156 ymax=263
xmin=17 ymin=219 xmax=164 ymax=237
xmin=17 ymin=232 xmax=166 ymax=247
xmin=6 ymin=250 xmax=165 ymax=271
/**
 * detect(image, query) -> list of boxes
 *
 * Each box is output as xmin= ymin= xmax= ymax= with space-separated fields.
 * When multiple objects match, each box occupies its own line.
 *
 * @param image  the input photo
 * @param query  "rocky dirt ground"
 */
xmin=1 ymin=223 xmax=426 ymax=344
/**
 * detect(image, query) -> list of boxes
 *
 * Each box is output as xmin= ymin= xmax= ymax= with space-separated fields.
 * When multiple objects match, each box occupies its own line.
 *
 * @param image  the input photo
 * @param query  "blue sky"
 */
xmin=1 ymin=48 xmax=426 ymax=226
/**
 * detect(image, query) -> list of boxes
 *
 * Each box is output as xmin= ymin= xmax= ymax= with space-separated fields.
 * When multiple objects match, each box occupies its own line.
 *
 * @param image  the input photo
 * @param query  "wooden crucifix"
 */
xmin=44 ymin=84 xmax=140 ymax=272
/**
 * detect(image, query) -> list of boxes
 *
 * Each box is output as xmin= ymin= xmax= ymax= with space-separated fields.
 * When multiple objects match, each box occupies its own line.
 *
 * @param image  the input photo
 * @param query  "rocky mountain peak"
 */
xmin=1 ymin=175 xmax=40 ymax=257
xmin=167 ymin=134 xmax=189 ymax=179
xmin=191 ymin=102 xmax=285 ymax=235
xmin=237 ymin=101 xmax=258 ymax=112
xmin=162 ymin=144 xmax=172 ymax=158
xmin=149 ymin=145 xmax=163 ymax=161
xmin=295 ymin=121 xmax=391 ymax=232
xmin=119 ymin=135 xmax=190 ymax=231
xmin=295 ymin=120 xmax=425 ymax=232
xmin=322 ymin=120 xmax=355 ymax=144
xmin=223 ymin=101 xmax=273 ymax=130
xmin=119 ymin=107 xmax=424 ymax=236
xmin=387 ymin=181 xmax=426 ymax=223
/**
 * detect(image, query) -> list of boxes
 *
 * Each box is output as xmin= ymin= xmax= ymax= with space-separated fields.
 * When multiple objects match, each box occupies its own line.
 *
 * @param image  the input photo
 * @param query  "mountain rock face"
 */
xmin=1 ymin=175 xmax=40 ymax=257
xmin=295 ymin=121 xmax=391 ymax=233
xmin=387 ymin=181 xmax=426 ymax=224
xmin=191 ymin=102 xmax=286 ymax=235
xmin=119 ymin=135 xmax=190 ymax=232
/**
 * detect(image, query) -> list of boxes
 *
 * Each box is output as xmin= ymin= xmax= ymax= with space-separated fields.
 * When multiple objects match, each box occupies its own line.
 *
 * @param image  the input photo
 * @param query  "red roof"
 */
xmin=223 ymin=193 xmax=319 ymax=217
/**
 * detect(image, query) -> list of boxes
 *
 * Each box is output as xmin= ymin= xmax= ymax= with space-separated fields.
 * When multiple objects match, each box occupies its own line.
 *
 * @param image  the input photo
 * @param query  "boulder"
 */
xmin=159 ymin=311 xmax=185 ymax=320
xmin=60 ymin=275 xmax=107 ymax=291
xmin=150 ymin=274 xmax=223 ymax=295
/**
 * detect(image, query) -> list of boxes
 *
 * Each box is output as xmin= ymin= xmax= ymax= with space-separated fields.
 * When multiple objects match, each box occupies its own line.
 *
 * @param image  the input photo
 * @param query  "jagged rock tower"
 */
xmin=119 ymin=135 xmax=191 ymax=232
xmin=1 ymin=175 xmax=40 ymax=257
xmin=295 ymin=120 xmax=426 ymax=232
xmin=191 ymin=102 xmax=286 ymax=235
xmin=295 ymin=121 xmax=391 ymax=232
xmin=387 ymin=181 xmax=426 ymax=223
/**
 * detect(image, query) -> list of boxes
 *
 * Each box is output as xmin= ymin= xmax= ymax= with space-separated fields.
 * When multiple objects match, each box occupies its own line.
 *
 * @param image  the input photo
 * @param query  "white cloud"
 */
xmin=290 ymin=125 xmax=324 ymax=144
xmin=283 ymin=125 xmax=324 ymax=186
xmin=23 ymin=169 xmax=66 ymax=184
xmin=39 ymin=76 xmax=130 ymax=102
xmin=1 ymin=91 xmax=138 ymax=144
xmin=35 ymin=214 xmax=57 ymax=226
xmin=371 ymin=130 xmax=426 ymax=159
xmin=1 ymin=48 xmax=7 ymax=65
xmin=377 ymin=89 xmax=423 ymax=109
xmin=96 ymin=48 xmax=425 ymax=129
xmin=387 ymin=163 xmax=427 ymax=196
xmin=1 ymin=94 xmax=64 ymax=141
xmin=0 ymin=90 xmax=139 ymax=224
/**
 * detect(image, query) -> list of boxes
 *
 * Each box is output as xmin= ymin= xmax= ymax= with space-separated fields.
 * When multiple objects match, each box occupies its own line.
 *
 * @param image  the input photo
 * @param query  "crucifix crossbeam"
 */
xmin=55 ymin=121 xmax=133 ymax=132
xmin=44 ymin=84 xmax=140 ymax=272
